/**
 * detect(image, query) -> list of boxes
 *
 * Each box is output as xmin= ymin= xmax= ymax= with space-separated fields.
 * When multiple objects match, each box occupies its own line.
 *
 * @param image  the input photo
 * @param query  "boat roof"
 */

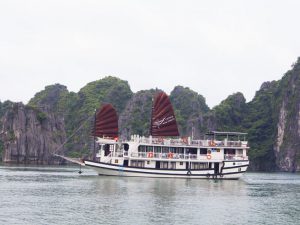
xmin=206 ymin=131 xmax=247 ymax=136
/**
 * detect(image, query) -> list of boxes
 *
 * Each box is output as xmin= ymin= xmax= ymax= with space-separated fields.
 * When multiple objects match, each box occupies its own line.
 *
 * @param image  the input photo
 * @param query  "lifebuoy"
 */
xmin=147 ymin=152 xmax=154 ymax=158
xmin=168 ymin=152 xmax=173 ymax=158
xmin=207 ymin=154 xmax=212 ymax=160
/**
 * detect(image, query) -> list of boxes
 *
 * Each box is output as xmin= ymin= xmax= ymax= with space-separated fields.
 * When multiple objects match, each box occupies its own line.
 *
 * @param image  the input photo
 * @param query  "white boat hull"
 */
xmin=84 ymin=160 xmax=249 ymax=179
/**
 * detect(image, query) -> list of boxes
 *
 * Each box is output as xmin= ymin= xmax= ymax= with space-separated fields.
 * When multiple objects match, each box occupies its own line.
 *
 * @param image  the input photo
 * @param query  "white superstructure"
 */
xmin=84 ymin=131 xmax=249 ymax=179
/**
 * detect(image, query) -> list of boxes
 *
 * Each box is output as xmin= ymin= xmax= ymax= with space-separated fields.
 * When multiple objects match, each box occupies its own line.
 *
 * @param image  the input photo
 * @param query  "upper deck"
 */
xmin=96 ymin=131 xmax=249 ymax=163
xmin=129 ymin=131 xmax=249 ymax=149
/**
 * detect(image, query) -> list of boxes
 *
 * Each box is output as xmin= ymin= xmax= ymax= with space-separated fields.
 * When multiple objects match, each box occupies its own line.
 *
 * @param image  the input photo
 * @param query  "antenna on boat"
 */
xmin=93 ymin=108 xmax=97 ymax=161
xmin=150 ymin=97 xmax=154 ymax=136
xmin=191 ymin=124 xmax=195 ymax=140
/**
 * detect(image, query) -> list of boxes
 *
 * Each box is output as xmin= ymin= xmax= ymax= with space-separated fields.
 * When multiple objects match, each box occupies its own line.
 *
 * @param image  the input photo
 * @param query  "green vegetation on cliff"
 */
xmin=27 ymin=76 xmax=133 ymax=157
xmin=212 ymin=92 xmax=247 ymax=131
xmin=244 ymin=82 xmax=279 ymax=170
xmin=119 ymin=89 xmax=158 ymax=138
xmin=78 ymin=76 xmax=132 ymax=114
xmin=28 ymin=84 xmax=69 ymax=111
xmin=0 ymin=101 xmax=13 ymax=118
xmin=68 ymin=76 xmax=133 ymax=155
xmin=170 ymin=86 xmax=209 ymax=135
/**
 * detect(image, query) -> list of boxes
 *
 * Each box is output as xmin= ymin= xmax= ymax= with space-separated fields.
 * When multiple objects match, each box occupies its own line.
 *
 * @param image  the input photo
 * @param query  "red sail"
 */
xmin=93 ymin=104 xmax=118 ymax=138
xmin=151 ymin=92 xmax=179 ymax=137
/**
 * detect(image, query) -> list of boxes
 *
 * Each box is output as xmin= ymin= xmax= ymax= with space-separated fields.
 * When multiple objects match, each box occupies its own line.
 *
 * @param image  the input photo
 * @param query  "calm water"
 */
xmin=0 ymin=165 xmax=299 ymax=225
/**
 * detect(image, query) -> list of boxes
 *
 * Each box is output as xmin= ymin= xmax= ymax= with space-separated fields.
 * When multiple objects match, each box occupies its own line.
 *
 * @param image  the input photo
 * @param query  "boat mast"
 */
xmin=191 ymin=124 xmax=195 ymax=140
xmin=93 ymin=109 xmax=96 ymax=161
xmin=150 ymin=97 xmax=154 ymax=136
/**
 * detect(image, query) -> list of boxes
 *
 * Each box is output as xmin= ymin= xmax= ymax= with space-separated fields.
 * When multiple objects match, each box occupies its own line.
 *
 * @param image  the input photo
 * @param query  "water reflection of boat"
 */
xmin=84 ymin=92 xmax=249 ymax=179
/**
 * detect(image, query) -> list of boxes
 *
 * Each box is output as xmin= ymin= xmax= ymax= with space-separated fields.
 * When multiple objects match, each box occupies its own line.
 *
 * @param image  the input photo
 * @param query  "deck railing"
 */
xmin=130 ymin=152 xmax=199 ymax=160
xmin=131 ymin=136 xmax=247 ymax=148
xmin=224 ymin=154 xmax=248 ymax=160
xmin=109 ymin=151 xmax=248 ymax=161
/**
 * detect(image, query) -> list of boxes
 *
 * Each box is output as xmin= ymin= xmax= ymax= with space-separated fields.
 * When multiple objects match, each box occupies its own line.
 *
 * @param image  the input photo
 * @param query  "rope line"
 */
xmin=52 ymin=114 xmax=94 ymax=155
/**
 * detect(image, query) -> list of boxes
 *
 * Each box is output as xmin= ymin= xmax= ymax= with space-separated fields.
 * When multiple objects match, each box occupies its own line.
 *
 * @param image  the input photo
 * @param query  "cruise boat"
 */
xmin=83 ymin=92 xmax=249 ymax=179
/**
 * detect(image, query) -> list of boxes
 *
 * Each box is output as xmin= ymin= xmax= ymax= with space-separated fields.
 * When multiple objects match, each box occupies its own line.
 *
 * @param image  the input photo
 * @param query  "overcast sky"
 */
xmin=1 ymin=0 xmax=300 ymax=108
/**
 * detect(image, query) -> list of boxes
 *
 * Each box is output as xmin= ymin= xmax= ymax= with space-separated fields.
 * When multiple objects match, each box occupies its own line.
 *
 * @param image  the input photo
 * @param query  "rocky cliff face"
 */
xmin=27 ymin=77 xmax=133 ymax=158
xmin=170 ymin=86 xmax=210 ymax=138
xmin=119 ymin=89 xmax=158 ymax=140
xmin=0 ymin=103 xmax=66 ymax=164
xmin=273 ymin=60 xmax=300 ymax=171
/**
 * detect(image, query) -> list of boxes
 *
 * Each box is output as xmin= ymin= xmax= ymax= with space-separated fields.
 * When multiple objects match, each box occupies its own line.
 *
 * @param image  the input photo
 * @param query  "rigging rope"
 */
xmin=52 ymin=114 xmax=94 ymax=155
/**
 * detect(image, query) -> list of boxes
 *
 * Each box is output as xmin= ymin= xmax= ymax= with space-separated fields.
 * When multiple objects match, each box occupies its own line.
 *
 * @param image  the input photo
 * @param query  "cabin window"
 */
xmin=176 ymin=147 xmax=184 ymax=154
xmin=170 ymin=162 xmax=176 ymax=169
xmin=188 ymin=148 xmax=197 ymax=155
xmin=137 ymin=161 xmax=145 ymax=168
xmin=170 ymin=147 xmax=176 ymax=153
xmin=186 ymin=148 xmax=197 ymax=155
xmin=104 ymin=144 xmax=109 ymax=150
xmin=224 ymin=149 xmax=236 ymax=155
xmin=109 ymin=145 xmax=114 ymax=151
xmin=131 ymin=160 xmax=145 ymax=168
xmin=131 ymin=160 xmax=136 ymax=167
xmin=192 ymin=163 xmax=208 ymax=169
xmin=237 ymin=149 xmax=243 ymax=156
xmin=104 ymin=144 xmax=110 ymax=156
xmin=146 ymin=146 xmax=153 ymax=152
xmin=162 ymin=147 xmax=169 ymax=153
xmin=180 ymin=162 xmax=183 ymax=166
xmin=154 ymin=146 xmax=161 ymax=153
xmin=200 ymin=148 xmax=207 ymax=155
xmin=147 ymin=161 xmax=150 ymax=165
xmin=123 ymin=143 xmax=129 ymax=151
xmin=200 ymin=163 xmax=209 ymax=169
xmin=161 ymin=162 xmax=168 ymax=169
xmin=216 ymin=149 xmax=221 ymax=153
xmin=191 ymin=163 xmax=198 ymax=170
xmin=138 ymin=145 xmax=146 ymax=152
xmin=115 ymin=159 xmax=118 ymax=164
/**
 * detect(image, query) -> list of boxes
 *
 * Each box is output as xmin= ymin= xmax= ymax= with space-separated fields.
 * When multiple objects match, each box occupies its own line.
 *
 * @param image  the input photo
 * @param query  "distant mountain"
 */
xmin=1 ymin=59 xmax=300 ymax=171
xmin=119 ymin=89 xmax=158 ymax=139
xmin=26 ymin=76 xmax=133 ymax=158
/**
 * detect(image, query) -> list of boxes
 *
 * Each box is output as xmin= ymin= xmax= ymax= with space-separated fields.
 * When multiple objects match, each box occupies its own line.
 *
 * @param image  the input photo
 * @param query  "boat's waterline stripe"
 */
xmin=84 ymin=160 xmax=249 ymax=171
xmin=222 ymin=164 xmax=249 ymax=170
